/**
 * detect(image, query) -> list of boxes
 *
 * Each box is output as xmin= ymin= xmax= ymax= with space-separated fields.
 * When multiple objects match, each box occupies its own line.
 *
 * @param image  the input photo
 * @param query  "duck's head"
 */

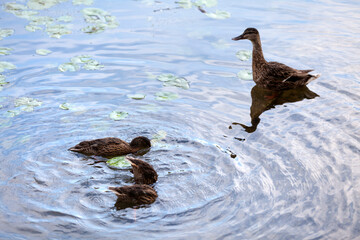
xmin=130 ymin=136 xmax=151 ymax=149
xmin=232 ymin=28 xmax=259 ymax=41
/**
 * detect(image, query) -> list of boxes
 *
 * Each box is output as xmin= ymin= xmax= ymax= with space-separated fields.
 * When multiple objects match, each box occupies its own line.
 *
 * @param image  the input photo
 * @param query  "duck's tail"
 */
xmin=306 ymin=74 xmax=321 ymax=85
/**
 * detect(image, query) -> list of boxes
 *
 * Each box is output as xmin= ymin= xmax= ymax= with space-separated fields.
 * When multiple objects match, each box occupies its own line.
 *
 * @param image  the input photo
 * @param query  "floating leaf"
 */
xmin=59 ymin=103 xmax=70 ymax=110
xmin=157 ymin=73 xmax=190 ymax=89
xmin=70 ymin=55 xmax=92 ymax=64
xmin=127 ymin=94 xmax=146 ymax=100
xmin=0 ymin=75 xmax=9 ymax=86
xmin=83 ymin=60 xmax=104 ymax=70
xmin=11 ymin=10 xmax=38 ymax=19
xmin=46 ymin=24 xmax=71 ymax=38
xmin=0 ymin=62 xmax=16 ymax=72
xmin=0 ymin=48 xmax=13 ymax=55
xmin=141 ymin=0 xmax=156 ymax=6
xmin=106 ymin=156 xmax=131 ymax=168
xmin=0 ymin=29 xmax=14 ymax=40
xmin=4 ymin=3 xmax=28 ymax=13
xmin=73 ymin=0 xmax=94 ymax=5
xmin=81 ymin=24 xmax=106 ymax=34
xmin=36 ymin=49 xmax=52 ymax=56
xmin=27 ymin=0 xmax=66 ymax=10
xmin=109 ymin=111 xmax=128 ymax=121
xmin=25 ymin=25 xmax=42 ymax=32
xmin=58 ymin=62 xmax=80 ymax=72
xmin=57 ymin=15 xmax=73 ymax=22
xmin=82 ymin=8 xmax=119 ymax=33
xmin=194 ymin=0 xmax=218 ymax=7
xmin=29 ymin=16 xmax=54 ymax=25
xmin=7 ymin=110 xmax=21 ymax=117
xmin=205 ymin=10 xmax=231 ymax=19
xmin=151 ymin=130 xmax=167 ymax=146
xmin=155 ymin=91 xmax=178 ymax=101
xmin=177 ymin=0 xmax=193 ymax=8
xmin=237 ymin=70 xmax=253 ymax=80
xmin=14 ymin=97 xmax=42 ymax=108
xmin=236 ymin=50 xmax=251 ymax=61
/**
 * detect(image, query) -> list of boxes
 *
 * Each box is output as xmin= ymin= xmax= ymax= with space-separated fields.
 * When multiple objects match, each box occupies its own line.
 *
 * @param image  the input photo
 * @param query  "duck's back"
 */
xmin=109 ymin=185 xmax=158 ymax=205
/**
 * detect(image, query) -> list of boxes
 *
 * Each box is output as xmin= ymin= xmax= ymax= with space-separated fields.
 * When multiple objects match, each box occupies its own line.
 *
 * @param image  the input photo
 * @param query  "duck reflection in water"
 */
xmin=232 ymin=84 xmax=319 ymax=133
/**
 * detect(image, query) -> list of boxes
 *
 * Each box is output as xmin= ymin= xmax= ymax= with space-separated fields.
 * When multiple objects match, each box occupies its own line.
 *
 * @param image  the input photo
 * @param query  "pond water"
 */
xmin=0 ymin=0 xmax=359 ymax=239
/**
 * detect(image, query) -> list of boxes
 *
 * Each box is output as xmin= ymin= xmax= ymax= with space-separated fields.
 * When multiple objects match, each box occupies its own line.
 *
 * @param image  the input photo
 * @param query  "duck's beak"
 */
xmin=232 ymin=34 xmax=245 ymax=41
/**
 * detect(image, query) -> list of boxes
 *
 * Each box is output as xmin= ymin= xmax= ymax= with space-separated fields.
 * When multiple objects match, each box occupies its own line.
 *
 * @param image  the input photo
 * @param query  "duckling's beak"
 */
xmin=232 ymin=34 xmax=245 ymax=41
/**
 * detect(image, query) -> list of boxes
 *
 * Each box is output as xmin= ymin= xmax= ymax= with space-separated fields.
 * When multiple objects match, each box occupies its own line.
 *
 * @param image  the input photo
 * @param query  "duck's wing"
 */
xmin=266 ymin=62 xmax=311 ymax=82
xmin=69 ymin=137 xmax=128 ymax=155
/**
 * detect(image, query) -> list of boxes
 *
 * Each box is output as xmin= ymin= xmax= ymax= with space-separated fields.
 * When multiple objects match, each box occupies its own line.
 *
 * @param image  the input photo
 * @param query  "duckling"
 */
xmin=108 ymin=184 xmax=158 ymax=206
xmin=68 ymin=136 xmax=151 ymax=157
xmin=232 ymin=28 xmax=320 ymax=90
xmin=126 ymin=156 xmax=158 ymax=185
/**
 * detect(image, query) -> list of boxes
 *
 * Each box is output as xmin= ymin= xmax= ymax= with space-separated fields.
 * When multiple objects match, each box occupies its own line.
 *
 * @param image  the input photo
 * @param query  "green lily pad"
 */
xmin=59 ymin=103 xmax=70 ymax=110
xmin=0 ymin=74 xmax=6 ymax=82
xmin=0 ymin=29 xmax=14 ymax=40
xmin=237 ymin=70 xmax=253 ymax=80
xmin=25 ymin=25 xmax=43 ymax=32
xmin=0 ymin=48 xmax=13 ymax=55
xmin=81 ymin=24 xmax=106 ymax=34
xmin=205 ymin=10 xmax=231 ymax=19
xmin=46 ymin=24 xmax=71 ymax=38
xmin=29 ymin=16 xmax=54 ymax=25
xmin=27 ymin=0 xmax=65 ymax=10
xmin=73 ymin=0 xmax=94 ymax=5
xmin=106 ymin=156 xmax=131 ymax=168
xmin=36 ymin=49 xmax=52 ymax=56
xmin=236 ymin=50 xmax=251 ymax=61
xmin=0 ymin=62 xmax=16 ymax=72
xmin=155 ymin=91 xmax=178 ymax=101
xmin=14 ymin=97 xmax=42 ymax=108
xmin=109 ymin=111 xmax=128 ymax=121
xmin=157 ymin=73 xmax=190 ymax=89
xmin=4 ymin=3 xmax=28 ymax=13
xmin=57 ymin=15 xmax=73 ymax=22
xmin=83 ymin=60 xmax=104 ymax=70
xmin=7 ymin=110 xmax=21 ymax=117
xmin=194 ymin=0 xmax=218 ymax=7
xmin=82 ymin=8 xmax=119 ymax=33
xmin=70 ymin=55 xmax=92 ymax=64
xmin=12 ymin=10 xmax=39 ymax=19
xmin=58 ymin=62 xmax=80 ymax=72
xmin=127 ymin=94 xmax=146 ymax=100
xmin=177 ymin=0 xmax=193 ymax=8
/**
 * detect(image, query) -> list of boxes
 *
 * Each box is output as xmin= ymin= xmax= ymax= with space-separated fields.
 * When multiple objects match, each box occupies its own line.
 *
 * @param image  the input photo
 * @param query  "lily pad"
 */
xmin=236 ymin=50 xmax=251 ymax=61
xmin=106 ymin=156 xmax=131 ymax=168
xmin=58 ymin=62 xmax=80 ymax=72
xmin=46 ymin=24 xmax=71 ymax=38
xmin=0 ymin=75 xmax=9 ymax=86
xmin=25 ymin=25 xmax=43 ymax=32
xmin=109 ymin=111 xmax=128 ymax=121
xmin=0 ymin=62 xmax=16 ymax=72
xmin=73 ymin=0 xmax=93 ymax=5
xmin=194 ymin=0 xmax=218 ymax=7
xmin=0 ymin=48 xmax=13 ymax=55
xmin=59 ymin=103 xmax=70 ymax=110
xmin=81 ymin=25 xmax=106 ymax=34
xmin=157 ymin=73 xmax=190 ymax=89
xmin=237 ymin=70 xmax=253 ymax=81
xmin=0 ymin=29 xmax=14 ymax=40
xmin=155 ymin=91 xmax=178 ymax=101
xmin=83 ymin=60 xmax=104 ymax=70
xmin=177 ymin=0 xmax=193 ymax=8
xmin=70 ymin=55 xmax=92 ymax=64
xmin=15 ymin=97 xmax=42 ymax=108
xmin=127 ymin=94 xmax=146 ymax=100
xmin=27 ymin=0 xmax=65 ymax=10
xmin=4 ymin=3 xmax=28 ymax=13
xmin=7 ymin=110 xmax=21 ymax=117
xmin=82 ymin=8 xmax=119 ymax=33
xmin=29 ymin=16 xmax=54 ymax=25
xmin=36 ymin=49 xmax=52 ymax=56
xmin=205 ymin=10 xmax=231 ymax=19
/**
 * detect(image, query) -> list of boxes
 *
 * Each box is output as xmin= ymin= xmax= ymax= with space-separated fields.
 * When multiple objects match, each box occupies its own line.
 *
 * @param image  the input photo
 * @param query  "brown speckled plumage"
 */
xmin=68 ymin=136 xmax=151 ymax=157
xmin=126 ymin=156 xmax=158 ymax=185
xmin=233 ymin=28 xmax=320 ymax=90
xmin=108 ymin=184 xmax=158 ymax=205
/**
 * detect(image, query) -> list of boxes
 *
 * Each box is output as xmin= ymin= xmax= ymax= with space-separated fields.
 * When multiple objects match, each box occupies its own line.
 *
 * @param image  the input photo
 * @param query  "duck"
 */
xmin=232 ymin=28 xmax=320 ymax=90
xmin=126 ymin=156 xmax=158 ymax=185
xmin=68 ymin=136 xmax=151 ymax=158
xmin=108 ymin=184 xmax=158 ymax=206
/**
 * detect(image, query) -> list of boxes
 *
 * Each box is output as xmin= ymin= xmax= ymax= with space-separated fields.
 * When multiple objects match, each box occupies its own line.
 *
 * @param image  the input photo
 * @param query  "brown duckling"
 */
xmin=108 ymin=184 xmax=158 ymax=206
xmin=126 ymin=156 xmax=158 ymax=185
xmin=232 ymin=28 xmax=320 ymax=90
xmin=68 ymin=136 xmax=151 ymax=157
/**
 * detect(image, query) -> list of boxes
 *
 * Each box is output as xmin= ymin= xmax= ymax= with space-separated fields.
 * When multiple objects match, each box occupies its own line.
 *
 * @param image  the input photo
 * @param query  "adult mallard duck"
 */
xmin=108 ymin=184 xmax=158 ymax=206
xmin=126 ymin=156 xmax=158 ymax=185
xmin=68 ymin=136 xmax=151 ymax=157
xmin=232 ymin=28 xmax=320 ymax=90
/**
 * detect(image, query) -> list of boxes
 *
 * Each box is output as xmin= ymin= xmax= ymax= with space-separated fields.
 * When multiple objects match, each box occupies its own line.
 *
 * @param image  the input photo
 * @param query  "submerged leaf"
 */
xmin=58 ymin=62 xmax=80 ymax=72
xmin=0 ymin=29 xmax=14 ymax=40
xmin=237 ymin=69 xmax=253 ymax=80
xmin=0 ymin=62 xmax=16 ymax=72
xmin=205 ymin=10 xmax=231 ymax=19
xmin=0 ymin=47 xmax=13 ymax=55
xmin=36 ymin=49 xmax=52 ymax=56
xmin=236 ymin=50 xmax=251 ymax=61
xmin=127 ymin=94 xmax=146 ymax=100
xmin=106 ymin=156 xmax=131 ymax=168
xmin=109 ymin=111 xmax=128 ymax=121
xmin=155 ymin=91 xmax=178 ymax=101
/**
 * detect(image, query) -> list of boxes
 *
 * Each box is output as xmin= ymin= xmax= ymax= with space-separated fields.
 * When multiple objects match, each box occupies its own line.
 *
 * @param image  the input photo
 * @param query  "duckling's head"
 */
xmin=130 ymin=136 xmax=151 ymax=149
xmin=232 ymin=28 xmax=259 ymax=41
